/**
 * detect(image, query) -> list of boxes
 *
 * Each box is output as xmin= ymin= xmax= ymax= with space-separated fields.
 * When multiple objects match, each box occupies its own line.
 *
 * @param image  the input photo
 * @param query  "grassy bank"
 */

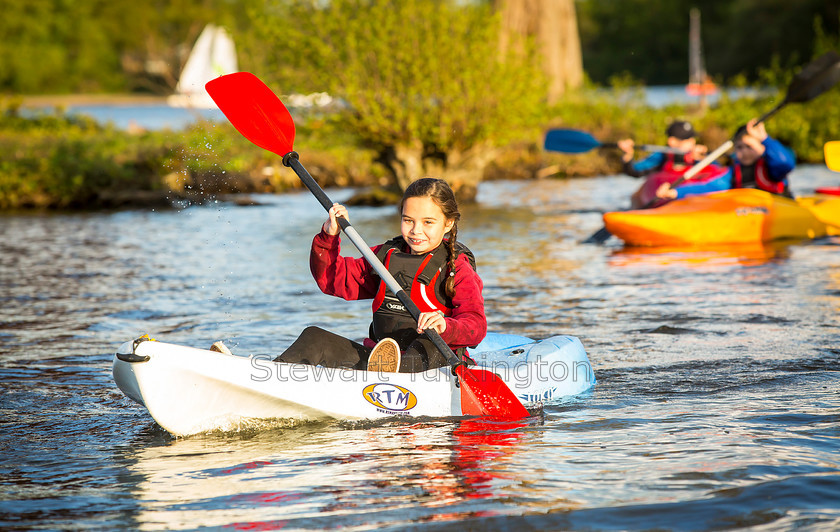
xmin=2 ymin=85 xmax=838 ymax=210
xmin=0 ymin=100 xmax=384 ymax=209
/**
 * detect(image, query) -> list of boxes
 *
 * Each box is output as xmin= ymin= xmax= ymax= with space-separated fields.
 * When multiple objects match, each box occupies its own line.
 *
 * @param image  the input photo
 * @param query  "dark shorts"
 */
xmin=275 ymin=326 xmax=453 ymax=372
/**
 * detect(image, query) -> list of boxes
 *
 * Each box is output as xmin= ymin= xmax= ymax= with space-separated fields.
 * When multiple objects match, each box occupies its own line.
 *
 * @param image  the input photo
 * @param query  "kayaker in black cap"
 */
xmin=617 ymin=120 xmax=710 ymax=208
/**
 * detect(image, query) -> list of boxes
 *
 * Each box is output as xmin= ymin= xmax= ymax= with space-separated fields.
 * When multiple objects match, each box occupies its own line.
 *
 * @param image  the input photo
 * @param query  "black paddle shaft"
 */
xmin=282 ymin=152 xmax=464 ymax=369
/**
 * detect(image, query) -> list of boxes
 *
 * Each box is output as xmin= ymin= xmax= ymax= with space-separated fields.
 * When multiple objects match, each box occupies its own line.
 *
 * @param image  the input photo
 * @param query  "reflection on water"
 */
xmin=124 ymin=418 xmax=533 ymax=530
xmin=607 ymin=239 xmax=799 ymax=269
xmin=2 ymin=167 xmax=840 ymax=529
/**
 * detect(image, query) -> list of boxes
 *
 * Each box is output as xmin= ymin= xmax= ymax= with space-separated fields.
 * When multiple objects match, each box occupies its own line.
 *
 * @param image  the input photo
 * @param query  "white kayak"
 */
xmin=113 ymin=332 xmax=596 ymax=436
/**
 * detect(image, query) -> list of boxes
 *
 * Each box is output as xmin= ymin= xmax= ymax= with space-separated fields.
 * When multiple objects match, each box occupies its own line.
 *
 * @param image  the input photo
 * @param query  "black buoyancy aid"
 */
xmin=369 ymin=236 xmax=475 ymax=348
xmin=661 ymin=152 xmax=695 ymax=173
xmin=732 ymin=158 xmax=788 ymax=196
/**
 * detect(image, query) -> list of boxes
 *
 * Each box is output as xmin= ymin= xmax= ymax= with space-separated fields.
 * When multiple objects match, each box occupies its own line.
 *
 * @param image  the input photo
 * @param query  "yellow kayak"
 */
xmin=603 ymin=189 xmax=840 ymax=247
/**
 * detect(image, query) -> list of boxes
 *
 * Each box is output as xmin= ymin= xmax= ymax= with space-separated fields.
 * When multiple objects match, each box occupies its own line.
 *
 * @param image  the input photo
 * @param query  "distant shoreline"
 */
xmin=14 ymin=94 xmax=170 ymax=107
xmin=9 ymin=85 xmax=770 ymax=110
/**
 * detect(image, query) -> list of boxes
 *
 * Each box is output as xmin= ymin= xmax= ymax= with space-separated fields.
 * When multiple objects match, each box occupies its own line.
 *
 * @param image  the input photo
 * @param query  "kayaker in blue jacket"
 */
xmin=656 ymin=119 xmax=796 ymax=201
xmin=617 ymin=120 xmax=710 ymax=207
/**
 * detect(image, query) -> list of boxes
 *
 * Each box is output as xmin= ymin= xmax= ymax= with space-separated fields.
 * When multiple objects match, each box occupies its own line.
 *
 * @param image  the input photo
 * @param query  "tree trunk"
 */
xmin=497 ymin=0 xmax=583 ymax=103
xmin=377 ymin=142 xmax=497 ymax=202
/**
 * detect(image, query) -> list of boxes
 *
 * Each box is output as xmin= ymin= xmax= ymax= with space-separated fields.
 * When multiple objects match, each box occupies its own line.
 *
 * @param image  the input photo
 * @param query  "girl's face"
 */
xmin=401 ymin=196 xmax=455 ymax=255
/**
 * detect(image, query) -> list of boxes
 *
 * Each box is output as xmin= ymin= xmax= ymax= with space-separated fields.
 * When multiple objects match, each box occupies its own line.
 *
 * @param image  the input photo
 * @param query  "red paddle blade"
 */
xmin=457 ymin=366 xmax=530 ymax=418
xmin=205 ymin=72 xmax=296 ymax=157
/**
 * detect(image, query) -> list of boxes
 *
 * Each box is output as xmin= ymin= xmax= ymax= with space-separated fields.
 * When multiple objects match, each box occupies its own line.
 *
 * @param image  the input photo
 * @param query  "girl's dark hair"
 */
xmin=400 ymin=178 xmax=461 ymax=297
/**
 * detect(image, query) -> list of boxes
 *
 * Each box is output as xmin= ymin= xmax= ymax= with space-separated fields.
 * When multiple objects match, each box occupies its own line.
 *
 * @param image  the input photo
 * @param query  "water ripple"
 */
xmin=2 ymin=171 xmax=840 ymax=529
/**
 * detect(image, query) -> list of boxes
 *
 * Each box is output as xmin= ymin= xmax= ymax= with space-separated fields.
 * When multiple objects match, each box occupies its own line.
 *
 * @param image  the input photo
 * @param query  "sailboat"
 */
xmin=168 ymin=24 xmax=237 ymax=109
xmin=685 ymin=8 xmax=717 ymax=101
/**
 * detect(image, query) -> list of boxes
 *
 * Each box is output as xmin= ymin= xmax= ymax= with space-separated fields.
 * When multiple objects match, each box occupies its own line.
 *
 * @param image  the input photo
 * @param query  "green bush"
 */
xmin=0 ymin=103 xmax=380 ymax=209
xmin=3 ymin=51 xmax=839 ymax=211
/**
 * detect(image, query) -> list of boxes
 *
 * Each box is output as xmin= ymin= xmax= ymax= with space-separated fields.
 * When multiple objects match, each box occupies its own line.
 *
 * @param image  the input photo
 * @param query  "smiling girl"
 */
xmin=273 ymin=177 xmax=487 ymax=373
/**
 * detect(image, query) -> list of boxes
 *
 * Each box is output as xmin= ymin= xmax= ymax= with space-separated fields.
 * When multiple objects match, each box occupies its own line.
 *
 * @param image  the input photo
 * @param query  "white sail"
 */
xmin=168 ymin=24 xmax=238 ymax=109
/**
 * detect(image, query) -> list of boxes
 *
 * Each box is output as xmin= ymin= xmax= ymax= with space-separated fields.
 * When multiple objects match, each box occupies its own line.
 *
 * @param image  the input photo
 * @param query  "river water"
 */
xmin=2 ymin=167 xmax=839 ymax=530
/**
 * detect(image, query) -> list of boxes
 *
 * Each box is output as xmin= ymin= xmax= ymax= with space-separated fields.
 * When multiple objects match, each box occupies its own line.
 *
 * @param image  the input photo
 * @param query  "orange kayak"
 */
xmin=604 ymin=189 xmax=840 ymax=246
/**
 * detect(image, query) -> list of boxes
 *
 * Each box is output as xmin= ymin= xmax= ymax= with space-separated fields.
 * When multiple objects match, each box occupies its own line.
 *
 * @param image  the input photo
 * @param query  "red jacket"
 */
xmin=310 ymin=231 xmax=487 ymax=349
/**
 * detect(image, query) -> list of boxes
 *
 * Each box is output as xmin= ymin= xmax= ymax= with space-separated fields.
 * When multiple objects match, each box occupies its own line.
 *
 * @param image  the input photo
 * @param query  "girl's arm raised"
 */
xmin=310 ymin=231 xmax=380 ymax=301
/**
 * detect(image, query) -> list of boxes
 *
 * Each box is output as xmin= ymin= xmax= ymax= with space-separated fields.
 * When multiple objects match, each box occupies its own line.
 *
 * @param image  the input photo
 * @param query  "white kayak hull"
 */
xmin=113 ymin=333 xmax=596 ymax=436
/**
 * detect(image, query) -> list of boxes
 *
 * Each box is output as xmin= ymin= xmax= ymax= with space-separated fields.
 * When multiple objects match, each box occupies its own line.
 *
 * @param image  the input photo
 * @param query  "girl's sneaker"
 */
xmin=210 ymin=341 xmax=233 ymax=355
xmin=366 ymin=338 xmax=401 ymax=372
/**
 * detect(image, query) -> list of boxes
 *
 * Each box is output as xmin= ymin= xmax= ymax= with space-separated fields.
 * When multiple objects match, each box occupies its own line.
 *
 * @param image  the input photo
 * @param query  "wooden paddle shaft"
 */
xmin=665 ymin=139 xmax=734 ymax=192
xmin=284 ymin=154 xmax=463 ymax=368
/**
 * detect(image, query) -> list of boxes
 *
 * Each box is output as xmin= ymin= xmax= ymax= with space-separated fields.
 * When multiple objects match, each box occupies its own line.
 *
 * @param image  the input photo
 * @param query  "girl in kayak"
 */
xmin=655 ymin=119 xmax=796 ymax=201
xmin=273 ymin=177 xmax=486 ymax=373
xmin=617 ymin=120 xmax=710 ymax=208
